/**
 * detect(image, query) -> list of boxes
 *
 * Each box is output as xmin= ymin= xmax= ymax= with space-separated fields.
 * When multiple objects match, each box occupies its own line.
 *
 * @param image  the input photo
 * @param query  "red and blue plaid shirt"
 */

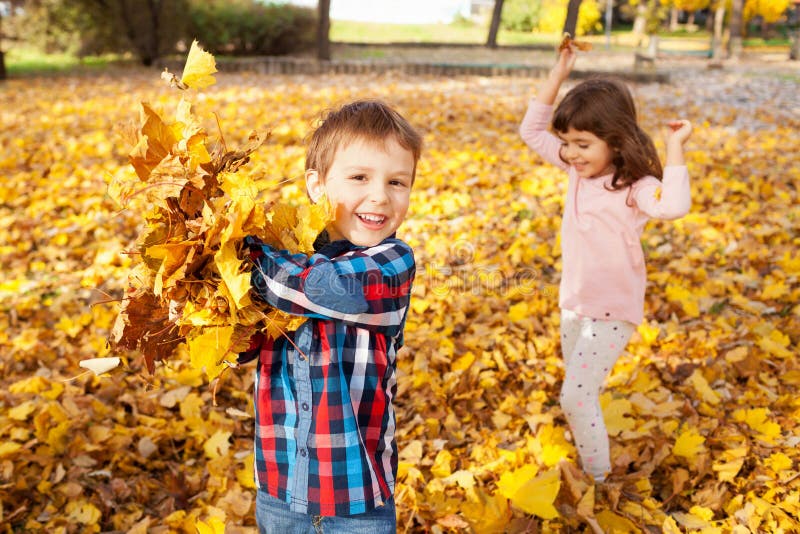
xmin=239 ymin=234 xmax=415 ymax=516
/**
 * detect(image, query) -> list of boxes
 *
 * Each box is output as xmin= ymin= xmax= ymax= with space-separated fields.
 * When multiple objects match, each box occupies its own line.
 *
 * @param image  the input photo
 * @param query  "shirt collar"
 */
xmin=312 ymin=230 xmax=397 ymax=258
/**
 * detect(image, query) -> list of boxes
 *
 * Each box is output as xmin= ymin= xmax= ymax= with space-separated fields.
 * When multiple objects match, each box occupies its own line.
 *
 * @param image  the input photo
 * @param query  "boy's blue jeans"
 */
xmin=256 ymin=490 xmax=397 ymax=534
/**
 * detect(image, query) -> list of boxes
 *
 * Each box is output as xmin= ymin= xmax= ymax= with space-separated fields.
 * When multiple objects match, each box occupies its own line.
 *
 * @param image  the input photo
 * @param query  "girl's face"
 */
xmin=557 ymin=128 xmax=615 ymax=179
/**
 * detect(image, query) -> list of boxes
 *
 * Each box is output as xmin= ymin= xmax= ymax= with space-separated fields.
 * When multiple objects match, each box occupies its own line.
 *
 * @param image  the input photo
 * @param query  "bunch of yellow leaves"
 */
xmin=109 ymin=41 xmax=330 ymax=380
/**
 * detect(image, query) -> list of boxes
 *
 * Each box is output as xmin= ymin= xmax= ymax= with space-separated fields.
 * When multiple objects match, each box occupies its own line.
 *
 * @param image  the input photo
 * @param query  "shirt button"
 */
xmin=300 ymin=448 xmax=307 ymax=457
xmin=301 ymin=402 xmax=309 ymax=411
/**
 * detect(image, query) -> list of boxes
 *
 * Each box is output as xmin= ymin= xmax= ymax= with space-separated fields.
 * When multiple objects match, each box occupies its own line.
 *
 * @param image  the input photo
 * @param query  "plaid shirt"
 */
xmin=239 ymin=235 xmax=415 ymax=516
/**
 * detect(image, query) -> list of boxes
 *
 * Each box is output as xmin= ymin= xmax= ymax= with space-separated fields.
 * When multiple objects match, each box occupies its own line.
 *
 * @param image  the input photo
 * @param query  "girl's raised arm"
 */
xmin=536 ymin=46 xmax=578 ymax=105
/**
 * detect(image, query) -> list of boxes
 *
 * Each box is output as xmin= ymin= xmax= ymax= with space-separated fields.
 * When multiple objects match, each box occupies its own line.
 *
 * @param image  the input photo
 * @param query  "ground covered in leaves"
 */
xmin=0 ymin=65 xmax=798 ymax=533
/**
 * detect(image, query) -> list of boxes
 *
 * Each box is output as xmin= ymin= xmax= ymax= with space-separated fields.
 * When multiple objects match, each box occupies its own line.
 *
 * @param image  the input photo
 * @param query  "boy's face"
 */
xmin=307 ymin=136 xmax=414 ymax=247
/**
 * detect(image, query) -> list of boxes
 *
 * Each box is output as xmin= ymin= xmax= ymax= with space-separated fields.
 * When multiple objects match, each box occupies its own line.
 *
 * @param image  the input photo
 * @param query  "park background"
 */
xmin=1 ymin=0 xmax=799 ymax=532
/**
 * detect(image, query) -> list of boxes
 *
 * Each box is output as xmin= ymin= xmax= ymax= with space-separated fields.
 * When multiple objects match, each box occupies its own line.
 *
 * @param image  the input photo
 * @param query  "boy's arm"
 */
xmin=247 ymin=237 xmax=415 ymax=336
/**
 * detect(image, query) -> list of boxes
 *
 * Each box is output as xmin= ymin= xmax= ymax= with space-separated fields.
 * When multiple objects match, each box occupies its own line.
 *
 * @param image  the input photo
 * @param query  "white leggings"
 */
xmin=559 ymin=309 xmax=635 ymax=480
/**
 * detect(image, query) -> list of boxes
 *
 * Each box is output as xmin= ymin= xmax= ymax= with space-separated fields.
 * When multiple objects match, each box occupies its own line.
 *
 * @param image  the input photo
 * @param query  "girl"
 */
xmin=519 ymin=45 xmax=693 ymax=482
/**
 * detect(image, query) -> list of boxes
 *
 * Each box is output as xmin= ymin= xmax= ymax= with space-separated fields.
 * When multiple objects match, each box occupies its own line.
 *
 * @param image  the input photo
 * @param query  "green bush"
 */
xmin=501 ymin=0 xmax=602 ymax=36
xmin=501 ymin=0 xmax=543 ymax=32
xmin=188 ymin=0 xmax=317 ymax=56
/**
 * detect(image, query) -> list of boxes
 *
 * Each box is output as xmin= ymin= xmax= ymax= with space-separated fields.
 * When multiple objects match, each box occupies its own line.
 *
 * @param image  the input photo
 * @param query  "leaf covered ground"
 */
xmin=0 ymin=65 xmax=798 ymax=533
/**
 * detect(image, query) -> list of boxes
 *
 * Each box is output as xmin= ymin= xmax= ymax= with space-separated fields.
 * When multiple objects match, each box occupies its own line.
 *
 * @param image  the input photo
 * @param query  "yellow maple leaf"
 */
xmin=732 ymin=408 xmax=782 ymax=443
xmin=462 ymin=487 xmax=511 ymax=534
xmin=0 ymin=442 xmax=22 ymax=458
xmin=443 ymin=470 xmax=476 ymax=490
xmin=673 ymin=427 xmax=706 ymax=460
xmin=712 ymin=446 xmax=747 ymax=482
xmin=220 ymin=171 xmax=260 ymax=242
xmin=204 ymin=430 xmax=232 ymax=459
xmin=65 ymin=500 xmax=102 ymax=525
xmin=451 ymin=352 xmax=475 ymax=372
xmin=601 ymin=396 xmax=636 ymax=436
xmin=236 ymin=452 xmax=257 ymax=489
xmin=664 ymin=283 xmax=700 ymax=318
xmin=688 ymin=369 xmax=721 ymax=405
xmin=637 ymin=321 xmax=660 ymax=345
xmin=9 ymin=376 xmax=50 ymax=395
xmin=187 ymin=326 xmax=233 ymax=379
xmin=195 ymin=516 xmax=226 ymax=534
xmin=180 ymin=300 xmax=226 ymax=327
xmin=533 ymin=424 xmax=573 ymax=466
xmin=761 ymin=280 xmax=787 ymax=300
xmin=295 ymin=199 xmax=334 ymax=254
xmin=508 ymin=301 xmax=528 ymax=322
xmin=214 ymin=241 xmax=252 ymax=310
xmin=8 ymin=400 xmax=37 ymax=421
xmin=596 ymin=510 xmax=640 ymax=533
xmin=431 ymin=449 xmax=453 ymax=478
xmin=497 ymin=466 xmax=560 ymax=519
xmin=181 ymin=40 xmax=217 ymax=89
xmin=765 ymin=451 xmax=792 ymax=472
xmin=757 ymin=329 xmax=793 ymax=359
xmin=129 ymin=102 xmax=179 ymax=181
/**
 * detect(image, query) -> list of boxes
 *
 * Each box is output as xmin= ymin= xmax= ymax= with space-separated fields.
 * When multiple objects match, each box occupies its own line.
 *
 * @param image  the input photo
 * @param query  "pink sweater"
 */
xmin=520 ymin=101 xmax=691 ymax=325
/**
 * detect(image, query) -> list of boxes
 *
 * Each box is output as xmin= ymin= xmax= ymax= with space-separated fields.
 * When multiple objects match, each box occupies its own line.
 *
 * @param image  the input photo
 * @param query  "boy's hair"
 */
xmin=552 ymin=78 xmax=663 ymax=190
xmin=305 ymin=99 xmax=423 ymax=180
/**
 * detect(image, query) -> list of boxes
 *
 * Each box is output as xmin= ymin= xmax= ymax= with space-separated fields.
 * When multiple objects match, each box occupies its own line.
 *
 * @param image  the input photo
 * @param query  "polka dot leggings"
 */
xmin=559 ymin=309 xmax=635 ymax=481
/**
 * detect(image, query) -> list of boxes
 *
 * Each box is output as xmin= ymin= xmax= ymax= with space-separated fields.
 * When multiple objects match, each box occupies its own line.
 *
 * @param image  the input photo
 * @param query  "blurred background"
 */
xmin=1 ymin=0 xmax=799 ymax=79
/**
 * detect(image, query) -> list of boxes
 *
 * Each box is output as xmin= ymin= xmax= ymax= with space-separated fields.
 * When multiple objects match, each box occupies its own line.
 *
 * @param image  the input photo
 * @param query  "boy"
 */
xmin=239 ymin=99 xmax=422 ymax=533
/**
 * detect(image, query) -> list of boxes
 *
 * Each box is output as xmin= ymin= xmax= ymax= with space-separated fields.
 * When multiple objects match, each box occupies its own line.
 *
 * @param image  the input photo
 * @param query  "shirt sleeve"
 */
xmin=247 ymin=237 xmax=415 ymax=336
xmin=632 ymin=165 xmax=691 ymax=220
xmin=518 ymin=100 xmax=569 ymax=171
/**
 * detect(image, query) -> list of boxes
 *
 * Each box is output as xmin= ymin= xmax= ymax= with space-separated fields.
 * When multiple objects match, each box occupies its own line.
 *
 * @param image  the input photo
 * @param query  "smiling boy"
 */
xmin=240 ymin=100 xmax=422 ymax=533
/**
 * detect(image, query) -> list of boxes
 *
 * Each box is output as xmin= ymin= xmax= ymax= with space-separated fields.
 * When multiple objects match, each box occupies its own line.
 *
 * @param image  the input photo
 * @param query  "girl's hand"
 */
xmin=666 ymin=119 xmax=692 ymax=146
xmin=550 ymin=45 xmax=578 ymax=83
xmin=535 ymin=43 xmax=581 ymax=105
xmin=664 ymin=119 xmax=692 ymax=166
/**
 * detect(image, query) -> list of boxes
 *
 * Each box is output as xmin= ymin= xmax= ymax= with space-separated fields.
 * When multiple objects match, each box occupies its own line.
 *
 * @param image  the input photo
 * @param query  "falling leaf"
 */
xmin=558 ymin=32 xmax=593 ymax=52
xmin=181 ymin=40 xmax=217 ymax=89
xmin=79 ymin=357 xmax=121 ymax=376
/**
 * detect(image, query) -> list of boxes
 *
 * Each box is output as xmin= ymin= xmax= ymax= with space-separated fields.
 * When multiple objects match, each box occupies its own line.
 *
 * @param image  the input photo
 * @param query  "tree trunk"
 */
xmin=146 ymin=0 xmax=162 ymax=66
xmin=562 ymin=0 xmax=582 ymax=37
xmin=317 ymin=0 xmax=331 ymax=61
xmin=486 ymin=0 xmax=505 ymax=49
xmin=118 ymin=0 xmax=158 ymax=65
xmin=711 ymin=5 xmax=726 ymax=60
xmin=728 ymin=0 xmax=744 ymax=60
xmin=632 ymin=2 xmax=648 ymax=45
xmin=669 ymin=8 xmax=679 ymax=32
xmin=792 ymin=5 xmax=800 ymax=60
